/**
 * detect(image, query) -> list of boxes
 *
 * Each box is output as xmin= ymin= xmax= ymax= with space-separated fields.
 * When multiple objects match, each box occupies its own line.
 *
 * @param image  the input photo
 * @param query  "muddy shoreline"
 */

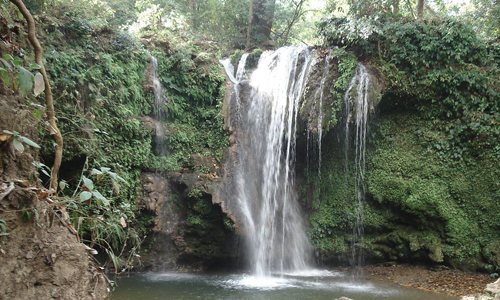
xmin=364 ymin=263 xmax=496 ymax=297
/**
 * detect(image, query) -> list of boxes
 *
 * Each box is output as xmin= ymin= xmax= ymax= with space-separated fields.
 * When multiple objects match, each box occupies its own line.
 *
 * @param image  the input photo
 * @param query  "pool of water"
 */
xmin=109 ymin=269 xmax=459 ymax=300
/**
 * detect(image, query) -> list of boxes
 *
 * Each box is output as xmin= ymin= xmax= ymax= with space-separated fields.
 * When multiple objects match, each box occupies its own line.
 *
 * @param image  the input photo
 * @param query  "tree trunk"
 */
xmin=246 ymin=0 xmax=254 ymax=49
xmin=9 ymin=0 xmax=63 ymax=192
xmin=417 ymin=0 xmax=424 ymax=18
xmin=251 ymin=0 xmax=275 ymax=46
xmin=191 ymin=0 xmax=198 ymax=29
xmin=392 ymin=0 xmax=400 ymax=13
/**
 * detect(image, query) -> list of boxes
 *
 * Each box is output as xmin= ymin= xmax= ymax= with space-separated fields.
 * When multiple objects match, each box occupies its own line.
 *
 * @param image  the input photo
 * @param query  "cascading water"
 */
xmin=220 ymin=53 xmax=249 ymax=123
xmin=222 ymin=47 xmax=313 ymax=277
xmin=343 ymin=63 xmax=371 ymax=271
xmin=149 ymin=55 xmax=167 ymax=155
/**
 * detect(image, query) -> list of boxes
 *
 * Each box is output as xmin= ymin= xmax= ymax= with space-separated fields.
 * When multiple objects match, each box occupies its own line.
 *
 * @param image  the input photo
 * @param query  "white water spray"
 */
xmin=223 ymin=47 xmax=313 ymax=277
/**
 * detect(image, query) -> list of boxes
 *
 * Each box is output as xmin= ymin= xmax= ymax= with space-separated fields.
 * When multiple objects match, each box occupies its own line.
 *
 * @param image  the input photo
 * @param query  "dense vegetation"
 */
xmin=306 ymin=9 xmax=500 ymax=273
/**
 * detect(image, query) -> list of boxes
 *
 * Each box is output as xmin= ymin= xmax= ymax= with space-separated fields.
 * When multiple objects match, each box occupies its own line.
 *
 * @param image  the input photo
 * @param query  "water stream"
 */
xmin=150 ymin=55 xmax=167 ymax=156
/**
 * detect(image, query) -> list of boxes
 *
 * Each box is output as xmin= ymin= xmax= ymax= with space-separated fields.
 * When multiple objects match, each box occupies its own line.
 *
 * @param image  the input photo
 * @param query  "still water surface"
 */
xmin=110 ymin=270 xmax=459 ymax=300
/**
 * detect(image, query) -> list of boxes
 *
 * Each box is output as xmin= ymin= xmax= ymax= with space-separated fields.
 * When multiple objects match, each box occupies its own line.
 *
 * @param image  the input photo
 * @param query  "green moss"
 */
xmin=365 ymin=112 xmax=499 ymax=266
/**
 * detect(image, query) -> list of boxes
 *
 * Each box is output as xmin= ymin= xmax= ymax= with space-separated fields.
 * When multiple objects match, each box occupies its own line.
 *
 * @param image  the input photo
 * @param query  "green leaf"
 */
xmin=3 ymin=54 xmax=13 ymax=61
xmin=32 ymin=108 xmax=42 ymax=120
xmin=0 ymin=69 xmax=9 ymax=87
xmin=0 ymin=58 xmax=12 ymax=70
xmin=12 ymin=138 xmax=24 ymax=153
xmin=80 ymin=191 xmax=92 ymax=201
xmin=92 ymin=190 xmax=110 ymax=206
xmin=18 ymin=135 xmax=40 ymax=148
xmin=13 ymin=56 xmax=22 ymax=67
xmin=18 ymin=66 xmax=34 ymax=96
xmin=82 ymin=175 xmax=94 ymax=191
xmin=17 ymin=9 xmax=23 ymax=20
xmin=30 ymin=63 xmax=41 ymax=70
xmin=40 ymin=168 xmax=50 ymax=177
xmin=59 ymin=180 xmax=67 ymax=191
xmin=100 ymin=167 xmax=111 ymax=173
xmin=91 ymin=168 xmax=103 ymax=175
xmin=2 ymin=130 xmax=16 ymax=136
xmin=109 ymin=172 xmax=127 ymax=184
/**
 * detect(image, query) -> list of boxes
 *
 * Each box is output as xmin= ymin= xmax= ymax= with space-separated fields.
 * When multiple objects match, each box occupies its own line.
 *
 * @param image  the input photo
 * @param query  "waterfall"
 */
xmin=223 ymin=47 xmax=313 ymax=277
xmin=150 ymin=55 xmax=166 ymax=155
xmin=343 ymin=64 xmax=371 ymax=272
xmin=219 ymin=53 xmax=249 ymax=85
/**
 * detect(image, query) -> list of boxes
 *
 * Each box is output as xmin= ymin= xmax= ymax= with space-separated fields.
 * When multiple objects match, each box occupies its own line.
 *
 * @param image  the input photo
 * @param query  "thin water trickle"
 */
xmin=313 ymin=49 xmax=333 ymax=194
xmin=343 ymin=64 xmax=371 ymax=272
xmin=225 ymin=47 xmax=314 ymax=277
xmin=149 ymin=55 xmax=166 ymax=155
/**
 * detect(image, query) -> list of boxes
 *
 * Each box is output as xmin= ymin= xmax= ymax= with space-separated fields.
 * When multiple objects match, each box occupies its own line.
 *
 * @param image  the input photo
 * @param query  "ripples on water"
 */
xmin=109 ymin=269 xmax=459 ymax=300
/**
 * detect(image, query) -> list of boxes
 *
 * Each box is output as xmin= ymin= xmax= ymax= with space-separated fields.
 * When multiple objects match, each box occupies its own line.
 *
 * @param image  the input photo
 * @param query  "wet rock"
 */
xmin=335 ymin=297 xmax=354 ymax=300
xmin=486 ymin=279 xmax=500 ymax=297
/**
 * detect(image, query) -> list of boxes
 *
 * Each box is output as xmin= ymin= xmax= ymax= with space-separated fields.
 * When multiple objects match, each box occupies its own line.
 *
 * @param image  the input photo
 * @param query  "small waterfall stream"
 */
xmin=312 ymin=49 xmax=333 ymax=194
xmin=149 ymin=55 xmax=167 ymax=155
xmin=343 ymin=63 xmax=371 ymax=271
xmin=222 ymin=47 xmax=313 ymax=277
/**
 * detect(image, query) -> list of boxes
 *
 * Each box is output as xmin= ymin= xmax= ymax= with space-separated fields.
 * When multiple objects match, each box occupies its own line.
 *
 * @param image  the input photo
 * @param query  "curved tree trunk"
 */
xmin=9 ymin=0 xmax=63 ymax=192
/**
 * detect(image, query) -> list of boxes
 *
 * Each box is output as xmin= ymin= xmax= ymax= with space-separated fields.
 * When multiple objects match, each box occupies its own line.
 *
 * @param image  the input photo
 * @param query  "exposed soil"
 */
xmin=365 ymin=263 xmax=496 ymax=297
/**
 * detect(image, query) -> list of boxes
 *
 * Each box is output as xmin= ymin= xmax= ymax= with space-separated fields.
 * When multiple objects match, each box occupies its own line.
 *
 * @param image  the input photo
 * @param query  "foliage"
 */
xmin=229 ymin=49 xmax=245 ymax=66
xmin=320 ymin=16 xmax=500 ymax=160
xmin=246 ymin=48 xmax=263 ymax=68
xmin=55 ymin=163 xmax=143 ymax=272
xmin=0 ymin=54 xmax=43 ymax=97
xmin=34 ymin=11 xmax=229 ymax=269
xmin=308 ymin=14 xmax=500 ymax=269
xmin=151 ymin=44 xmax=228 ymax=171
xmin=2 ymin=130 xmax=40 ymax=153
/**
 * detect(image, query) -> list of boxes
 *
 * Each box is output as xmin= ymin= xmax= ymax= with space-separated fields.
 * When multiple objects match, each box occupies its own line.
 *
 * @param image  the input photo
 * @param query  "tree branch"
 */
xmin=9 ymin=0 xmax=63 ymax=192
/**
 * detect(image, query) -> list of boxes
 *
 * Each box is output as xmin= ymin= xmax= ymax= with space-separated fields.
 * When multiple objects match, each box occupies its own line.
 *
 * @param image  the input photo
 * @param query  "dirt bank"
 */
xmin=0 ymin=91 xmax=109 ymax=299
xmin=365 ymin=263 xmax=496 ymax=297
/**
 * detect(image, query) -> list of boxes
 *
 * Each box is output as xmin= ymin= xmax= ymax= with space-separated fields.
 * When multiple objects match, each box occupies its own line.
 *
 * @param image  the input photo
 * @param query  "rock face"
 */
xmin=138 ymin=171 xmax=238 ymax=271
xmin=0 ymin=94 xmax=108 ymax=299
